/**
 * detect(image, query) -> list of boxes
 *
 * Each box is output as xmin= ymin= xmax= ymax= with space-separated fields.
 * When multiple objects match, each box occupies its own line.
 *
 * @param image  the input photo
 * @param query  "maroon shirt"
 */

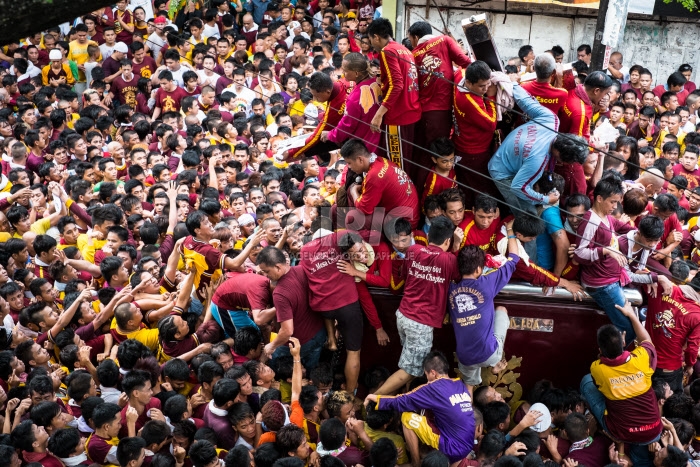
xmin=398 ymin=244 xmax=459 ymax=328
xmin=132 ymin=56 xmax=157 ymax=79
xmin=118 ymin=397 xmax=161 ymax=437
xmin=273 ymin=266 xmax=323 ymax=345
xmin=300 ymin=232 xmax=359 ymax=312
xmin=213 ymin=271 xmax=271 ymax=311
xmin=564 ymin=436 xmax=610 ymax=467
xmin=155 ymin=86 xmax=188 ymax=113
xmin=111 ymin=74 xmax=140 ymax=107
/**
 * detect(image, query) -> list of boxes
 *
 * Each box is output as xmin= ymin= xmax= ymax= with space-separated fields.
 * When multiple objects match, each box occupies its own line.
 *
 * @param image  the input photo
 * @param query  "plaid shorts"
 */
xmin=396 ymin=310 xmax=434 ymax=377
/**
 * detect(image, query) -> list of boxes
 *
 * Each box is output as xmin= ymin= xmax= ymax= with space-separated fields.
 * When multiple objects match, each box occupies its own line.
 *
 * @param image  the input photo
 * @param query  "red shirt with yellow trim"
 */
xmin=645 ymin=285 xmax=700 ymax=371
xmin=378 ymin=41 xmax=421 ymax=126
xmin=86 ymin=432 xmax=120 ymax=466
xmin=452 ymin=70 xmax=497 ymax=154
xmin=355 ymin=156 xmax=420 ymax=229
xmin=558 ymin=85 xmax=593 ymax=142
xmin=457 ymin=211 xmax=499 ymax=255
xmin=288 ymin=80 xmax=351 ymax=160
xmin=672 ymin=164 xmax=700 ymax=190
xmin=421 ymin=169 xmax=456 ymax=206
xmin=590 ymin=340 xmax=662 ymax=444
xmin=412 ymin=35 xmax=471 ymax=112
xmin=520 ymin=80 xmax=568 ymax=115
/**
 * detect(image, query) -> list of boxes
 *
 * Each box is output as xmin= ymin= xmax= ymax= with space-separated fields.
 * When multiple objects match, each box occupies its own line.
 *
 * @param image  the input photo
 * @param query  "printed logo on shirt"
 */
xmin=449 ymin=391 xmax=474 ymax=413
xmin=653 ymin=309 xmax=676 ymax=338
xmin=419 ymin=54 xmax=443 ymax=87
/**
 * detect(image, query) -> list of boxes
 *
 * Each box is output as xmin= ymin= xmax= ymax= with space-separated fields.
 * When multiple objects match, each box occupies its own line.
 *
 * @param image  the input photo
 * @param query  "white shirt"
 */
xmin=224 ymin=85 xmax=256 ymax=115
xmin=203 ymin=23 xmax=220 ymax=40
xmin=100 ymin=385 xmax=121 ymax=404
xmin=607 ymin=66 xmax=630 ymax=84
xmin=147 ymin=33 xmax=167 ymax=61
xmin=197 ymin=69 xmax=221 ymax=87
xmin=99 ymin=43 xmax=116 ymax=60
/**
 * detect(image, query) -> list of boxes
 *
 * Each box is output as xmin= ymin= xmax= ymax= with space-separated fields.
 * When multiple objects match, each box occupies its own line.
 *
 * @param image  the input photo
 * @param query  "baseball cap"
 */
xmin=346 ymin=12 xmax=356 ymax=19
xmin=287 ymin=21 xmax=301 ymax=31
xmin=238 ymin=214 xmax=255 ymax=226
xmin=114 ymin=42 xmax=129 ymax=54
xmin=154 ymin=16 xmax=168 ymax=24
xmin=49 ymin=49 xmax=62 ymax=61
xmin=303 ymin=117 xmax=319 ymax=128
xmin=528 ymin=403 xmax=552 ymax=433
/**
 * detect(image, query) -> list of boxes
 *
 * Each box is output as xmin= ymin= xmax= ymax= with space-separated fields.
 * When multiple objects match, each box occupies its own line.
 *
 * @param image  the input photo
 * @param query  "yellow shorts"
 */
xmin=401 ymin=412 xmax=440 ymax=450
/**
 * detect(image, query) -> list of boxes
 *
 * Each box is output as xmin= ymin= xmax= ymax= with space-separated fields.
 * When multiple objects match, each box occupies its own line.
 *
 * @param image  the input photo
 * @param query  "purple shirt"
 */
xmin=202 ymin=402 xmax=237 ymax=450
xmin=26 ymin=153 xmax=44 ymax=179
xmin=448 ymin=254 xmax=518 ymax=365
xmin=377 ymin=378 xmax=475 ymax=463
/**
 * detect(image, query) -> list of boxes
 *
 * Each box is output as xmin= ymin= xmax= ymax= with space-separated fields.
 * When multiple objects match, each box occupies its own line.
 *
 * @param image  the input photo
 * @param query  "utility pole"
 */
xmin=590 ymin=0 xmax=611 ymax=72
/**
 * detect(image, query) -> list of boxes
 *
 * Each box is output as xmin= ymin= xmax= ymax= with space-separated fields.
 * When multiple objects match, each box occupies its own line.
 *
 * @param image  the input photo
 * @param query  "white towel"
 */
xmin=490 ymin=71 xmax=515 ymax=122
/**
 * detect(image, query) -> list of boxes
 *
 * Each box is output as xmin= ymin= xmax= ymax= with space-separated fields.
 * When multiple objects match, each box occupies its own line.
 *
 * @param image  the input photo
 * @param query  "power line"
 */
xmin=131 ymin=30 xmax=688 ymax=285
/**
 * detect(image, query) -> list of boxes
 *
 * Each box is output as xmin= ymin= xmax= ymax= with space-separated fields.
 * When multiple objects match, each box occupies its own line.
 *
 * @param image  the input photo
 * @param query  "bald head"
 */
xmin=638 ymin=168 xmax=665 ymax=194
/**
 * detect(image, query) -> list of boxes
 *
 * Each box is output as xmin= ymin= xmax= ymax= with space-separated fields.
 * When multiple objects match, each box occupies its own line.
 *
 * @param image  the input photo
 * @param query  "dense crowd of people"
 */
xmin=1 ymin=1 xmax=700 ymax=467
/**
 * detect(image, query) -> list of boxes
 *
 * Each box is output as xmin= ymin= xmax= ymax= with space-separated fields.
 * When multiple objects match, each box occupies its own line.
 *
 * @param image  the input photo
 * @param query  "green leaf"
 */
xmin=663 ymin=0 xmax=699 ymax=11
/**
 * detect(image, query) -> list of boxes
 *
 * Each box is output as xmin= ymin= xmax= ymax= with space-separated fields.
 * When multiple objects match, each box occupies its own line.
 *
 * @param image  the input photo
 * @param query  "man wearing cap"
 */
xmin=148 ymin=17 xmax=169 ymax=62
xmin=102 ymin=42 xmax=129 ymax=84
xmin=237 ymin=214 xmax=257 ymax=240
xmin=41 ymin=49 xmax=75 ymax=88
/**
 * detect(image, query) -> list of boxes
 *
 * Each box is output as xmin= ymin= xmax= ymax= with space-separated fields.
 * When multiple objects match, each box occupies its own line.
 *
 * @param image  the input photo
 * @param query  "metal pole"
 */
xmin=590 ymin=0 xmax=610 ymax=72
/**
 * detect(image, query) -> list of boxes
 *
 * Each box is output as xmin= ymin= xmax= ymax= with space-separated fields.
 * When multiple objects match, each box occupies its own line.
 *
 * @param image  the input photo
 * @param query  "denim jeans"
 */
xmin=581 ymin=374 xmax=657 ymax=467
xmin=271 ymin=327 xmax=327 ymax=371
xmin=580 ymin=374 xmax=609 ymax=433
xmin=586 ymin=281 xmax=635 ymax=343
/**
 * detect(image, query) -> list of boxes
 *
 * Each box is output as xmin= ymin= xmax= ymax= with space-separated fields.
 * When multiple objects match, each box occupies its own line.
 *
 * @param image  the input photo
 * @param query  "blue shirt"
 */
xmin=448 ymin=253 xmax=519 ymax=365
xmin=249 ymin=0 xmax=270 ymax=25
xmin=488 ymin=85 xmax=560 ymax=203
xmin=536 ymin=206 xmax=564 ymax=271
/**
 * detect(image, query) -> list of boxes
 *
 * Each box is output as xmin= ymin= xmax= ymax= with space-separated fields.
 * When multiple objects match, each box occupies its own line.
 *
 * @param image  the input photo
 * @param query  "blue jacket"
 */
xmin=487 ymin=85 xmax=559 ymax=203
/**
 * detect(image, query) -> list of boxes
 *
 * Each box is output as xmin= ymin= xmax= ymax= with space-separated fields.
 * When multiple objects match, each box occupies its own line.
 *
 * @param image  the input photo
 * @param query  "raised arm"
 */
xmin=289 ymin=337 xmax=302 ymax=403
xmin=92 ymin=285 xmax=135 ymax=330
xmin=49 ymin=288 xmax=93 ymax=341
xmin=223 ymin=229 xmax=265 ymax=270
xmin=615 ymin=300 xmax=651 ymax=343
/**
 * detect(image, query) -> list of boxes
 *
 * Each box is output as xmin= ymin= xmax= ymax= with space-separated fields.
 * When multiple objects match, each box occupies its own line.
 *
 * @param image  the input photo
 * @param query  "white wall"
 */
xmin=405 ymin=2 xmax=700 ymax=85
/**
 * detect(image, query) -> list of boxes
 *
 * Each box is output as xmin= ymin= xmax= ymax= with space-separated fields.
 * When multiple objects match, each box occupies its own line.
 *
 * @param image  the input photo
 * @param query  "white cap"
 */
xmin=287 ymin=21 xmax=301 ymax=31
xmin=528 ymin=403 xmax=552 ymax=433
xmin=693 ymin=229 xmax=700 ymax=242
xmin=49 ymin=49 xmax=62 ymax=61
xmin=114 ymin=42 xmax=129 ymax=54
xmin=238 ymin=214 xmax=255 ymax=226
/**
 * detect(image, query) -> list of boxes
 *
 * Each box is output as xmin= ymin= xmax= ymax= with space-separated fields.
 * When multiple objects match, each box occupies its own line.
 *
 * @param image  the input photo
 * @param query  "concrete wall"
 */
xmin=403 ymin=0 xmax=700 ymax=85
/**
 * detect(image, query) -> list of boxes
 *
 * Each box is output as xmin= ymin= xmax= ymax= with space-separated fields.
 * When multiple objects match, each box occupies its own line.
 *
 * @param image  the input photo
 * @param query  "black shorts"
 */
xmin=320 ymin=301 xmax=363 ymax=351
